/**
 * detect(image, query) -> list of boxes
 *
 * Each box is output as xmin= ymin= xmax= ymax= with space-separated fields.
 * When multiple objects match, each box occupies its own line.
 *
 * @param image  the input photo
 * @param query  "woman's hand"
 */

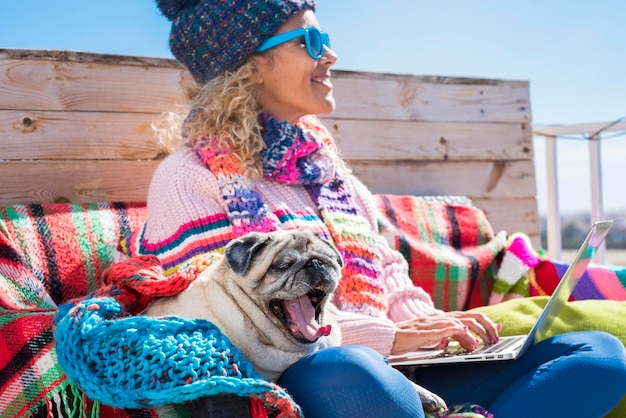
xmin=391 ymin=311 xmax=501 ymax=355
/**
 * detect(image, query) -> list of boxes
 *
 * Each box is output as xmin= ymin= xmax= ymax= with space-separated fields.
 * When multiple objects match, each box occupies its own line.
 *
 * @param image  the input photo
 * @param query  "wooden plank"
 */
xmin=0 ymin=160 xmax=159 ymax=205
xmin=472 ymin=197 xmax=541 ymax=246
xmin=0 ymin=49 xmax=182 ymax=68
xmin=0 ymin=111 xmax=532 ymax=162
xmin=331 ymin=71 xmax=531 ymax=123
xmin=349 ymin=160 xmax=537 ymax=199
xmin=1 ymin=159 xmax=537 ymax=203
xmin=0 ymin=110 xmax=166 ymax=160
xmin=0 ymin=58 xmax=189 ymax=113
xmin=322 ymin=118 xmax=533 ymax=161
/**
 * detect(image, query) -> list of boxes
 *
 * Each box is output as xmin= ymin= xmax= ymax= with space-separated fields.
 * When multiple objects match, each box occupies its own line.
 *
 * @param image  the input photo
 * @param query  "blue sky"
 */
xmin=1 ymin=0 xmax=625 ymax=215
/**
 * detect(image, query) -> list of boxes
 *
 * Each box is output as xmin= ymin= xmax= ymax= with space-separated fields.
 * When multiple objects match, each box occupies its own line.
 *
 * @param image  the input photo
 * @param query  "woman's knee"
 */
xmin=543 ymin=331 xmax=626 ymax=411
xmin=278 ymin=345 xmax=424 ymax=418
xmin=575 ymin=331 xmax=626 ymax=375
xmin=485 ymin=331 xmax=626 ymax=417
xmin=551 ymin=330 xmax=626 ymax=360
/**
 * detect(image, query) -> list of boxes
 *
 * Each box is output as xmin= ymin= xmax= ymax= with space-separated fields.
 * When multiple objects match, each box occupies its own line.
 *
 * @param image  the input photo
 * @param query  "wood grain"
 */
xmin=0 ymin=110 xmax=165 ymax=160
xmin=323 ymin=118 xmax=533 ymax=161
xmin=349 ymin=160 xmax=537 ymax=198
xmin=0 ymin=160 xmax=159 ymax=204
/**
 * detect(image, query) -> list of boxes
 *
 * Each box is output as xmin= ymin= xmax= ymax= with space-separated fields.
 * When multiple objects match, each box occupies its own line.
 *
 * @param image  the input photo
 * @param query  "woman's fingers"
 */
xmin=392 ymin=318 xmax=479 ymax=354
xmin=446 ymin=311 xmax=501 ymax=344
xmin=392 ymin=325 xmax=460 ymax=354
xmin=391 ymin=312 xmax=502 ymax=354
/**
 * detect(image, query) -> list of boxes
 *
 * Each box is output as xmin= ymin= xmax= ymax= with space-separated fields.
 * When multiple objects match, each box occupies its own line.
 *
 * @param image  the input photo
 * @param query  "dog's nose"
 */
xmin=306 ymin=258 xmax=324 ymax=271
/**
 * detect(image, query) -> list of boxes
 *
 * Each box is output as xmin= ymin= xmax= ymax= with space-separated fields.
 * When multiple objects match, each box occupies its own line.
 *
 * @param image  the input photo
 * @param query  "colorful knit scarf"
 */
xmin=191 ymin=113 xmax=388 ymax=317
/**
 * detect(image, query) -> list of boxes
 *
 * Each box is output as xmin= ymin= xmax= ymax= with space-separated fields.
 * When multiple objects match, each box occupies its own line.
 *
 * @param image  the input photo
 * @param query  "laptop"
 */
xmin=388 ymin=220 xmax=613 ymax=367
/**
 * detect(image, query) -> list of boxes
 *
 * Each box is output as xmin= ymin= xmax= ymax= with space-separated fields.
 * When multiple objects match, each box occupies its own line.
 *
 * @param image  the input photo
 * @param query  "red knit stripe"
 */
xmin=41 ymin=204 xmax=88 ymax=303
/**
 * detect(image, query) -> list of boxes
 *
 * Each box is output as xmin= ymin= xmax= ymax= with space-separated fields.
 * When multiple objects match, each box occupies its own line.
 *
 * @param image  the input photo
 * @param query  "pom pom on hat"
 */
xmin=156 ymin=0 xmax=317 ymax=84
xmin=156 ymin=0 xmax=200 ymax=20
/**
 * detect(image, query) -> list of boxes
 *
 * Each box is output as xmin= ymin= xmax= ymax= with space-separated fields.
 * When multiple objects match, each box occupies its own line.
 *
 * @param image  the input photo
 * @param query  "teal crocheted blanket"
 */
xmin=52 ymin=254 xmax=302 ymax=416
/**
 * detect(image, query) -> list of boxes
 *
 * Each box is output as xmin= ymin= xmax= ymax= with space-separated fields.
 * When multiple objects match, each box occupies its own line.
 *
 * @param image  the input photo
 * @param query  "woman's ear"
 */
xmin=249 ymin=56 xmax=266 ymax=85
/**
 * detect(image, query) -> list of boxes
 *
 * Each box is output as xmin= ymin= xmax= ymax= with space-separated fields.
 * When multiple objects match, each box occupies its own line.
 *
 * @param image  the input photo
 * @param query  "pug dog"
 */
xmin=144 ymin=229 xmax=447 ymax=414
xmin=144 ymin=229 xmax=343 ymax=381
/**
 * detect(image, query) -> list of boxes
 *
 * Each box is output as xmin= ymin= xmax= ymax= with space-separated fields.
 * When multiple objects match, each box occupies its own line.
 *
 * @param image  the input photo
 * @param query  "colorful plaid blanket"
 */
xmin=375 ymin=195 xmax=626 ymax=307
xmin=374 ymin=194 xmax=508 ymax=311
xmin=0 ymin=202 xmax=183 ymax=417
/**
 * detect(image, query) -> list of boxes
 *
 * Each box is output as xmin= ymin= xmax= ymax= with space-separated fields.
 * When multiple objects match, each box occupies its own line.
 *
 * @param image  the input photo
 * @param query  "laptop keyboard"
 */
xmin=471 ymin=335 xmax=526 ymax=355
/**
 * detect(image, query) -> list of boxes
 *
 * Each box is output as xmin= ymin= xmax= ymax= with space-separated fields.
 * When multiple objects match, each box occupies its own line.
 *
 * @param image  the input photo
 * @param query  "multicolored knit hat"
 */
xmin=156 ymin=0 xmax=317 ymax=83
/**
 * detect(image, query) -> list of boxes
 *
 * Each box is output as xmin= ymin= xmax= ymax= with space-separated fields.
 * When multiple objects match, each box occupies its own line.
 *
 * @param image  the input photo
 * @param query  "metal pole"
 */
xmin=588 ymin=133 xmax=605 ymax=263
xmin=545 ymin=135 xmax=561 ymax=260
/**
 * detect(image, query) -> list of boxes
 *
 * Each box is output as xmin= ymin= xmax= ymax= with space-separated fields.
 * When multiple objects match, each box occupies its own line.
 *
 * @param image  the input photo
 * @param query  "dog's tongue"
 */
xmin=283 ymin=295 xmax=331 ymax=342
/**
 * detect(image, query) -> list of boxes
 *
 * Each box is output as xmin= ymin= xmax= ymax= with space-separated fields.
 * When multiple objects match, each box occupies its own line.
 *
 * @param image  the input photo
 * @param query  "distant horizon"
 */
xmin=540 ymin=208 xmax=626 ymax=218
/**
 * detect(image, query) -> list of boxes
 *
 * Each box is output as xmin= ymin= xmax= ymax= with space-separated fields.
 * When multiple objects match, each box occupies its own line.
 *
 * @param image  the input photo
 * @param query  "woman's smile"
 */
xmin=312 ymin=72 xmax=333 ymax=90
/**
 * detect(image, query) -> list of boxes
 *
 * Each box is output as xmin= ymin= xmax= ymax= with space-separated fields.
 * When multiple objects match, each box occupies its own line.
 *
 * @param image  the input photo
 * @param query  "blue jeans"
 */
xmin=412 ymin=330 xmax=626 ymax=418
xmin=279 ymin=345 xmax=424 ymax=418
xmin=279 ymin=331 xmax=626 ymax=418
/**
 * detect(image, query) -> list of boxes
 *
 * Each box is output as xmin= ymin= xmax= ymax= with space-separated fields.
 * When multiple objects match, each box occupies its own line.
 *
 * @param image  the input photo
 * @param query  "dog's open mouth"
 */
xmin=269 ymin=288 xmax=332 ymax=343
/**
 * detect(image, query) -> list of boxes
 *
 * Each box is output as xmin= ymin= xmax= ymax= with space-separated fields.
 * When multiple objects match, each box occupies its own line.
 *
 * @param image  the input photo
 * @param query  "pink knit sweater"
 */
xmin=137 ymin=147 xmax=442 ymax=356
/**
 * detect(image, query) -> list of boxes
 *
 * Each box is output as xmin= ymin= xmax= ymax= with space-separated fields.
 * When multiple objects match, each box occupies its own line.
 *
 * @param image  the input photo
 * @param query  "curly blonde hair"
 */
xmin=153 ymin=60 xmax=265 ymax=178
xmin=153 ymin=57 xmax=348 ymax=178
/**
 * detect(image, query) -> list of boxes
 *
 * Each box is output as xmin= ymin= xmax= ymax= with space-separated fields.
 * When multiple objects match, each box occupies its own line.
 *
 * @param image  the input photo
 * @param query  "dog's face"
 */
xmin=223 ymin=229 xmax=343 ymax=344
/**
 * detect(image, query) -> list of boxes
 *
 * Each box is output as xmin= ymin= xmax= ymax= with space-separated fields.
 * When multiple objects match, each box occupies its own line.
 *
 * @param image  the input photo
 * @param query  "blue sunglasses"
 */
xmin=256 ymin=26 xmax=331 ymax=60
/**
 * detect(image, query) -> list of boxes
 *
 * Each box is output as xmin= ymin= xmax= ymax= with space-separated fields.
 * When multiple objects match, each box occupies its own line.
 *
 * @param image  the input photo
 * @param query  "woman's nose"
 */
xmin=321 ymin=45 xmax=338 ymax=65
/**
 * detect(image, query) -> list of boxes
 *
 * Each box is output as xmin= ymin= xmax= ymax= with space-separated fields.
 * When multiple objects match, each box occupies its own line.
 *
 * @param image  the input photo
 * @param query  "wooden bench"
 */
xmin=0 ymin=49 xmax=539 ymax=244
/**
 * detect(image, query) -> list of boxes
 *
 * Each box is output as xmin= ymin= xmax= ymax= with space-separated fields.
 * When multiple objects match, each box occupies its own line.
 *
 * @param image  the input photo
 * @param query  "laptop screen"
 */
xmin=532 ymin=220 xmax=613 ymax=343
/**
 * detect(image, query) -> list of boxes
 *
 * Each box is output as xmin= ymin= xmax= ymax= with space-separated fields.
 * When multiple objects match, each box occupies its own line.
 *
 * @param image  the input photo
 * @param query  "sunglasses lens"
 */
xmin=308 ymin=29 xmax=323 ymax=57
xmin=322 ymin=33 xmax=330 ymax=49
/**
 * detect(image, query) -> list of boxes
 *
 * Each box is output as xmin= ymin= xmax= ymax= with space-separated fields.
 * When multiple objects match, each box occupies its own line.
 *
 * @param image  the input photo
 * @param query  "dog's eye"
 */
xmin=271 ymin=261 xmax=293 ymax=271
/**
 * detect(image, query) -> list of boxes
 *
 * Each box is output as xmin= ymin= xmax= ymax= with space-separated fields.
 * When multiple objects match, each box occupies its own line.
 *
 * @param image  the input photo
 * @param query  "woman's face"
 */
xmin=253 ymin=9 xmax=338 ymax=124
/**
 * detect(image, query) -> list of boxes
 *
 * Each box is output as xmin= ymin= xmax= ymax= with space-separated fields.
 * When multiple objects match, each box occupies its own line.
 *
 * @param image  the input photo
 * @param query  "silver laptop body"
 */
xmin=388 ymin=220 xmax=613 ymax=367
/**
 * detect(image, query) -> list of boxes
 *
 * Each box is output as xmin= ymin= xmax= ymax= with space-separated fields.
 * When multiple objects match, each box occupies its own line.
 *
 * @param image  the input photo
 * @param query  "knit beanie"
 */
xmin=156 ymin=0 xmax=317 ymax=84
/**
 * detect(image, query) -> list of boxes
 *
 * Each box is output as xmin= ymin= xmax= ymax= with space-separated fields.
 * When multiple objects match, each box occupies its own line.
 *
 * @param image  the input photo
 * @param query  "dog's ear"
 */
xmin=224 ymin=233 xmax=270 ymax=275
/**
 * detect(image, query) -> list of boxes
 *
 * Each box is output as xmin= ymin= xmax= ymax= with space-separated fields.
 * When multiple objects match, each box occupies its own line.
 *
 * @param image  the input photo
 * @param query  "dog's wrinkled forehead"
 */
xmin=224 ymin=229 xmax=342 ymax=276
xmin=272 ymin=229 xmax=342 ymax=261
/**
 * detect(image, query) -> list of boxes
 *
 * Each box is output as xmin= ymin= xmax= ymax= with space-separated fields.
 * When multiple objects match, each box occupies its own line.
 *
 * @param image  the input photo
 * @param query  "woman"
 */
xmin=131 ymin=0 xmax=626 ymax=416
